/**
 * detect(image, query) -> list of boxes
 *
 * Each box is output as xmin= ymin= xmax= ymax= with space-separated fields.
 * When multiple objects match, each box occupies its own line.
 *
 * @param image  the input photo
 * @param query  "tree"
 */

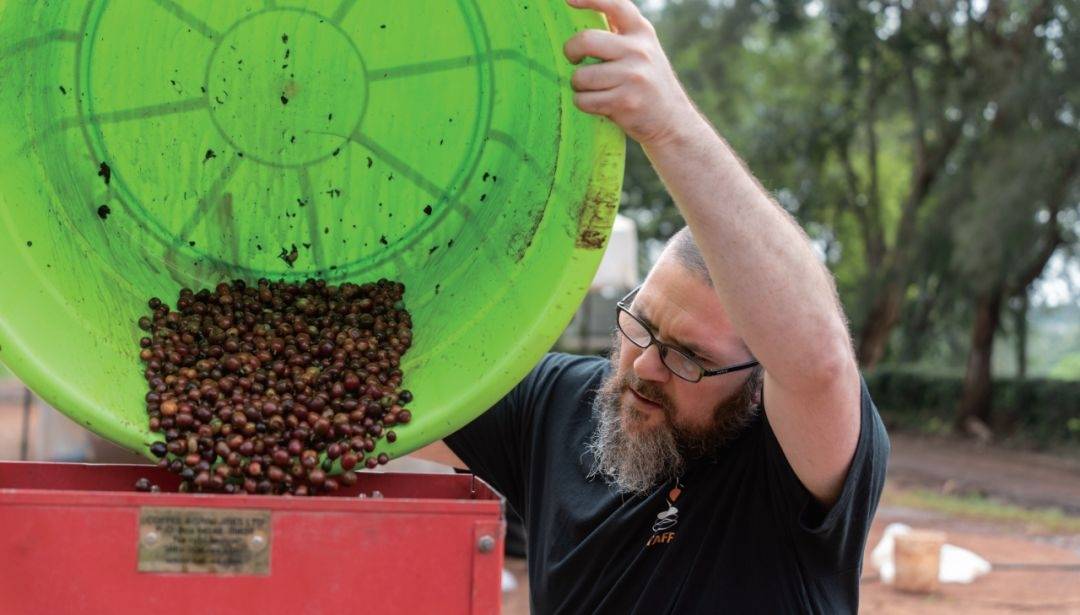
xmin=937 ymin=1 xmax=1080 ymax=429
xmin=630 ymin=1 xmax=1079 ymax=368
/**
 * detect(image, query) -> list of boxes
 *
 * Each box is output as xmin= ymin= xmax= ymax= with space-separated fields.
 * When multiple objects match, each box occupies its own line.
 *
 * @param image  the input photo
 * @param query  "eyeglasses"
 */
xmin=615 ymin=286 xmax=760 ymax=383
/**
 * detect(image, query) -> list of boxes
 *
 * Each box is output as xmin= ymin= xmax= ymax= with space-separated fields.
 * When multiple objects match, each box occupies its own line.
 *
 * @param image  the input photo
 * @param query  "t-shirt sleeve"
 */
xmin=443 ymin=353 xmax=569 ymax=513
xmin=762 ymin=374 xmax=891 ymax=575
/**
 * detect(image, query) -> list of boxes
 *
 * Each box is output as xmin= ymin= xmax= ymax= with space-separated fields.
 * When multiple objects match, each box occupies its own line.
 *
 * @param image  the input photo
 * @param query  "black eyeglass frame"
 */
xmin=615 ymin=285 xmax=760 ymax=383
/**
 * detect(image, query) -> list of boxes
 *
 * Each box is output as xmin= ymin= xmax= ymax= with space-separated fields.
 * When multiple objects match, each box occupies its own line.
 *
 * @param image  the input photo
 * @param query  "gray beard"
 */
xmin=585 ymin=353 xmax=760 ymax=496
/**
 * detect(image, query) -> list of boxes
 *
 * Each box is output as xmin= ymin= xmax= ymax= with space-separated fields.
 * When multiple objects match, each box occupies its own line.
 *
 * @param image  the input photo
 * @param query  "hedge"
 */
xmin=865 ymin=367 xmax=1080 ymax=447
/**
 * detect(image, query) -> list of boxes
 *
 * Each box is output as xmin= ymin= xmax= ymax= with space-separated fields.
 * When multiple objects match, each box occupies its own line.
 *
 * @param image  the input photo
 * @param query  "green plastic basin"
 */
xmin=0 ymin=1 xmax=624 ymax=459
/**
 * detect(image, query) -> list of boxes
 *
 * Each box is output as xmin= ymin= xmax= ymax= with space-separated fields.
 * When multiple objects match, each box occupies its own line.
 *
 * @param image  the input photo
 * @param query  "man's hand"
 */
xmin=564 ymin=0 xmax=700 ymax=147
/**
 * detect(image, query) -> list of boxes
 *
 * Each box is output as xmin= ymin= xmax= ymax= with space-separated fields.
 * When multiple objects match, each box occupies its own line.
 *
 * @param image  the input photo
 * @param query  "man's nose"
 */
xmin=632 ymin=342 xmax=670 ymax=384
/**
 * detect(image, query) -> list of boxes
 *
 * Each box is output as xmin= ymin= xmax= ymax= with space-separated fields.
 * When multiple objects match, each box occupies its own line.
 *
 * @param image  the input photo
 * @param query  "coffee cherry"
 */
xmin=340 ymin=454 xmax=357 ymax=471
xmin=137 ymin=278 xmax=415 ymax=495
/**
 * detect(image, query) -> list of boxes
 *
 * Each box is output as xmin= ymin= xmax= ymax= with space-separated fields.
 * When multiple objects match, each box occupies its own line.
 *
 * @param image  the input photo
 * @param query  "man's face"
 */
xmin=587 ymin=256 xmax=759 ymax=494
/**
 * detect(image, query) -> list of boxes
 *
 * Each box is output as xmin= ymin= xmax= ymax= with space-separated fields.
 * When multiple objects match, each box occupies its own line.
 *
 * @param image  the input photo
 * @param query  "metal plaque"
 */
xmin=138 ymin=507 xmax=271 ymax=575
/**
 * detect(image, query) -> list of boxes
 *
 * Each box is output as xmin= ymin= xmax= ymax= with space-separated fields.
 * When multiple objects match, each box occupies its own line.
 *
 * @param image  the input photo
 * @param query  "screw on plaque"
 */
xmin=142 ymin=530 xmax=161 ymax=547
xmin=477 ymin=534 xmax=495 ymax=554
xmin=248 ymin=532 xmax=267 ymax=552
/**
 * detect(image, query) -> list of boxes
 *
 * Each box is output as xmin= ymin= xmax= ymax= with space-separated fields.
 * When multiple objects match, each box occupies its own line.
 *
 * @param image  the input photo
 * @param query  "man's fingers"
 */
xmin=564 ymin=29 xmax=628 ymax=64
xmin=571 ymin=62 xmax=631 ymax=92
xmin=573 ymin=89 xmax=620 ymax=116
xmin=566 ymin=0 xmax=648 ymax=34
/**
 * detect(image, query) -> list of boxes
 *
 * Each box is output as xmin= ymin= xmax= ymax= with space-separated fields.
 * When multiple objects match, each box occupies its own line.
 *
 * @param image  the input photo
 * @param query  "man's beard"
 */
xmin=585 ymin=346 xmax=761 ymax=495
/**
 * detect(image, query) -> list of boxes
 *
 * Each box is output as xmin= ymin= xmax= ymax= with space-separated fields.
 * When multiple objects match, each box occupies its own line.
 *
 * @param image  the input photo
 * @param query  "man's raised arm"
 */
xmin=565 ymin=0 xmax=861 ymax=505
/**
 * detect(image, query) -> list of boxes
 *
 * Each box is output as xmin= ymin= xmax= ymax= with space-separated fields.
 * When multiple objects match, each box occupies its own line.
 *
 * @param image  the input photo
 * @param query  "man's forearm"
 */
xmin=642 ymin=112 xmax=854 ymax=389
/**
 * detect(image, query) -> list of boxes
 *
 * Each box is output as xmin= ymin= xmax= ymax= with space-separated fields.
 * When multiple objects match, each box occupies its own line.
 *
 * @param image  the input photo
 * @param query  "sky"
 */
xmin=1034 ymin=252 xmax=1080 ymax=308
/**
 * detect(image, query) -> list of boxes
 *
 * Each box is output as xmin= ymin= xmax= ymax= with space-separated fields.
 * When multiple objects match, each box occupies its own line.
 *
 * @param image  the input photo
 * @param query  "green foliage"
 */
xmin=1050 ymin=352 xmax=1080 ymax=379
xmin=624 ymin=0 xmax=1080 ymax=392
xmin=994 ymin=302 xmax=1080 ymax=376
xmin=867 ymin=366 xmax=1080 ymax=446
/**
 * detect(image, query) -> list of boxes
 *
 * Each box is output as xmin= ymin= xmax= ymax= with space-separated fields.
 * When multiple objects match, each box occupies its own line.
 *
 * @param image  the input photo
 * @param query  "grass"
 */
xmin=883 ymin=484 xmax=1080 ymax=535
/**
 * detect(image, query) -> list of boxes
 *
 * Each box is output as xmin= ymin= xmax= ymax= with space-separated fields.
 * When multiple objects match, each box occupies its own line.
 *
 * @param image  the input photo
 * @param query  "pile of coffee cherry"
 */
xmin=134 ymin=278 xmax=414 ymax=496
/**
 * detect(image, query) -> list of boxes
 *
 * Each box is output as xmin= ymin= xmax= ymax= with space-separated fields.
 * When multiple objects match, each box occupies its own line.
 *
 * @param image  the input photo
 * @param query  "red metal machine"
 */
xmin=0 ymin=462 xmax=505 ymax=615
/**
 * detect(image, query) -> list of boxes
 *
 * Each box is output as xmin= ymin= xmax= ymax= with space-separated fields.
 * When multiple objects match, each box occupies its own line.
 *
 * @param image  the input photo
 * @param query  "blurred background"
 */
xmin=2 ymin=1 xmax=1078 ymax=613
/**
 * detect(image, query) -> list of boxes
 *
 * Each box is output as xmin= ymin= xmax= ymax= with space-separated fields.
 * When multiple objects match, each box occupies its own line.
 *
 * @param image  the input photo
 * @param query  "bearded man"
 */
xmin=419 ymin=1 xmax=889 ymax=612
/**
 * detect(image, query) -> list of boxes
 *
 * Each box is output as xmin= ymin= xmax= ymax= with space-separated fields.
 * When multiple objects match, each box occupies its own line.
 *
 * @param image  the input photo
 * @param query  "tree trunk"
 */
xmin=955 ymin=287 xmax=1004 ymax=432
xmin=1014 ymin=291 xmax=1028 ymax=381
xmin=856 ymin=277 xmax=905 ymax=369
xmin=900 ymin=273 xmax=943 ymax=362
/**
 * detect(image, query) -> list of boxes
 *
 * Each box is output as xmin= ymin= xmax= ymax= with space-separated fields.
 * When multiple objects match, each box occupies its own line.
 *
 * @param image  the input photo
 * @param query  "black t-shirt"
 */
xmin=446 ymin=353 xmax=889 ymax=614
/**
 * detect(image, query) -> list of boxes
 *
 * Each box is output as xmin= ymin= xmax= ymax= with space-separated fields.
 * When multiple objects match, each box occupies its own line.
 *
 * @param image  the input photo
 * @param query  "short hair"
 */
xmin=660 ymin=226 xmax=756 ymax=356
xmin=664 ymin=226 xmax=713 ymax=286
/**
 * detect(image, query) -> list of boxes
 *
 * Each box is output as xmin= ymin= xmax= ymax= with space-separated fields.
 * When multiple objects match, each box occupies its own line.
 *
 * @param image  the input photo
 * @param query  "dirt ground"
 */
xmin=860 ymin=506 xmax=1080 ymax=614
xmin=2 ymin=382 xmax=1078 ymax=613
xmin=884 ymin=432 xmax=1080 ymax=514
